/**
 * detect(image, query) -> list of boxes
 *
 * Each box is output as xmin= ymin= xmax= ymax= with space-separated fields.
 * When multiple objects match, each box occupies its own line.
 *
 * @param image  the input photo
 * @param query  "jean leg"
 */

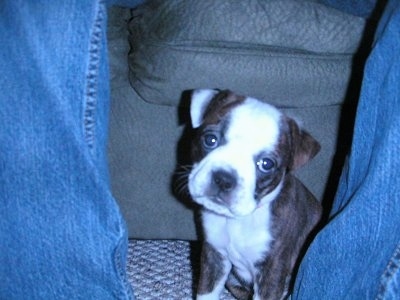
xmin=0 ymin=1 xmax=133 ymax=299
xmin=293 ymin=1 xmax=400 ymax=299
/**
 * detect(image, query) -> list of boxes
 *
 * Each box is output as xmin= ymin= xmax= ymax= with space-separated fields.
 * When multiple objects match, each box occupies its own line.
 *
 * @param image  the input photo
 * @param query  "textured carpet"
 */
xmin=127 ymin=239 xmax=235 ymax=300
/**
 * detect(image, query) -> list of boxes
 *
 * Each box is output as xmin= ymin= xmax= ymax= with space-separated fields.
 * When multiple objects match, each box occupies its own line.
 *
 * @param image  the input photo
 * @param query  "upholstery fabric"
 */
xmin=128 ymin=0 xmax=365 ymax=107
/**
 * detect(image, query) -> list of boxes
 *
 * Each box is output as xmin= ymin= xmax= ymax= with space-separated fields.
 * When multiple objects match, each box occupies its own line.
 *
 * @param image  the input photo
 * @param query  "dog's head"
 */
xmin=188 ymin=89 xmax=320 ymax=217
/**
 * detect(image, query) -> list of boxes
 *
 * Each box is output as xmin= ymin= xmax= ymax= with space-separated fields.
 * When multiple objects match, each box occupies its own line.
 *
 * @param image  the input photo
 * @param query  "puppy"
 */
xmin=187 ymin=89 xmax=322 ymax=300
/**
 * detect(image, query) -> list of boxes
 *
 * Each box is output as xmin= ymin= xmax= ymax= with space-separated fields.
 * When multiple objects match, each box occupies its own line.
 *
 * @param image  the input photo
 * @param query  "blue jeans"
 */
xmin=1 ymin=0 xmax=399 ymax=299
xmin=293 ymin=0 xmax=400 ymax=299
xmin=0 ymin=0 xmax=141 ymax=299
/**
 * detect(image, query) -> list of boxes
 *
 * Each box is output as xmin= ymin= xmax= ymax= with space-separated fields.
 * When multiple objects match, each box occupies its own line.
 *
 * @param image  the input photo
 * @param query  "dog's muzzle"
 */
xmin=189 ymin=155 xmax=259 ymax=217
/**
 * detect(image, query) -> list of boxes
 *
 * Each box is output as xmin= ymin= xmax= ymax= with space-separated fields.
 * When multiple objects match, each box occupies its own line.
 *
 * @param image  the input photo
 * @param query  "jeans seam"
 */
xmin=376 ymin=243 xmax=400 ymax=300
xmin=83 ymin=0 xmax=104 ymax=153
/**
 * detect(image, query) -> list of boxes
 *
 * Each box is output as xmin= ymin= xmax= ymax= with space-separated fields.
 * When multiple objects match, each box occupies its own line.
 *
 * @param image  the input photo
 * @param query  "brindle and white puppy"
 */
xmin=188 ymin=89 xmax=322 ymax=300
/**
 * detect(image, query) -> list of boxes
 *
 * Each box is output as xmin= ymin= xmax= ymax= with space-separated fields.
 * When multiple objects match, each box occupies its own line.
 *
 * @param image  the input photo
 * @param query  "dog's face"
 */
xmin=188 ymin=89 xmax=320 ymax=217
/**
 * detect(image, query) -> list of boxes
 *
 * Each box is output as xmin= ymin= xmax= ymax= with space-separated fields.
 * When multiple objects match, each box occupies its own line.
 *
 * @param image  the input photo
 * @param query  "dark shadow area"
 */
xmin=319 ymin=0 xmax=388 ymax=223
xmin=189 ymin=240 xmax=202 ymax=299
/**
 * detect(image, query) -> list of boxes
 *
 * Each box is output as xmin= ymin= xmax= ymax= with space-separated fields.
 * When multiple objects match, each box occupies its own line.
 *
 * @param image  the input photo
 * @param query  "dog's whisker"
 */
xmin=174 ymin=167 xmax=193 ymax=176
xmin=180 ymin=164 xmax=193 ymax=168
xmin=172 ymin=168 xmax=191 ymax=197
xmin=176 ymin=183 xmax=189 ymax=193
xmin=173 ymin=174 xmax=188 ymax=185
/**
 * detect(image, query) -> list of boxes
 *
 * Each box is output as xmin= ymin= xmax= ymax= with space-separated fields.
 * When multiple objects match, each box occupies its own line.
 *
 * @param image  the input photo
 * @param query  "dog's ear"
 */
xmin=190 ymin=89 xmax=219 ymax=128
xmin=286 ymin=117 xmax=321 ymax=171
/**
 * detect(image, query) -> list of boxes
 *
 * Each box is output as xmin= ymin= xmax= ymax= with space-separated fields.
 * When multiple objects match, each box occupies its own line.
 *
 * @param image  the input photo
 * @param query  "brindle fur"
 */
xmin=192 ymin=90 xmax=321 ymax=299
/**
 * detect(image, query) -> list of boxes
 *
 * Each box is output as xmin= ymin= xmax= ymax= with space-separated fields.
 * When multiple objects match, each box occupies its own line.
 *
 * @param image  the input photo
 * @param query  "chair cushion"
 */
xmin=128 ymin=0 xmax=365 ymax=107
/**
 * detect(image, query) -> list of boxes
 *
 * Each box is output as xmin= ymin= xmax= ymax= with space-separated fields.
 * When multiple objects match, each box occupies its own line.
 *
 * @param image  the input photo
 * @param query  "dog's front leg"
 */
xmin=253 ymin=256 xmax=292 ymax=300
xmin=197 ymin=241 xmax=231 ymax=300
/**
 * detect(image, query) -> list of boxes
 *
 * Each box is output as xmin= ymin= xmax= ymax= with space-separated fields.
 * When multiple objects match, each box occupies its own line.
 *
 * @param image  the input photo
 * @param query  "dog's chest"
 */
xmin=202 ymin=205 xmax=273 ymax=280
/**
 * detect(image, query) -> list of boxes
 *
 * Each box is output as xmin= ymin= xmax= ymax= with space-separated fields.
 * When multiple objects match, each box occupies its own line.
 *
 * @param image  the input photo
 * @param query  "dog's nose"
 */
xmin=212 ymin=170 xmax=236 ymax=192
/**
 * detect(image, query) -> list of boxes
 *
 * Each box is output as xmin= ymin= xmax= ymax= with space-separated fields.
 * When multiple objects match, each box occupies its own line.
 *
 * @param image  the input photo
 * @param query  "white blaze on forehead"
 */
xmin=225 ymin=98 xmax=282 ymax=152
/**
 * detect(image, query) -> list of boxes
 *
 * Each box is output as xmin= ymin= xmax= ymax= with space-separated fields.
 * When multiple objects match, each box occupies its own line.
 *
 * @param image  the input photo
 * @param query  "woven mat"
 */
xmin=127 ymin=239 xmax=235 ymax=300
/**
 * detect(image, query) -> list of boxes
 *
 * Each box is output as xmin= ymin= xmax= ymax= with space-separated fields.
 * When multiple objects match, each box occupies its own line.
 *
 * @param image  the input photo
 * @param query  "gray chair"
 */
xmin=107 ymin=0 xmax=367 ymax=240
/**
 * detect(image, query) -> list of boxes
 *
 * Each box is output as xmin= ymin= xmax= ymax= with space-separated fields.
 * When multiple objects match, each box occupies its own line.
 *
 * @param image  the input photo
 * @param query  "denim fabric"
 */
xmin=293 ymin=0 xmax=400 ymax=299
xmin=0 ymin=1 xmax=133 ymax=299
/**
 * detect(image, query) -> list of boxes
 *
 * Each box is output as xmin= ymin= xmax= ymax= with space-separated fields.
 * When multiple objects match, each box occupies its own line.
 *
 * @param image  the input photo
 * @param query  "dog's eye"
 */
xmin=202 ymin=133 xmax=219 ymax=149
xmin=256 ymin=158 xmax=275 ymax=173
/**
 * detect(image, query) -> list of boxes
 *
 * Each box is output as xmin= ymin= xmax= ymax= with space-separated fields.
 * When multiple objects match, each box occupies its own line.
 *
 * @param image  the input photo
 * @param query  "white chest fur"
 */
xmin=202 ymin=204 xmax=273 ymax=283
